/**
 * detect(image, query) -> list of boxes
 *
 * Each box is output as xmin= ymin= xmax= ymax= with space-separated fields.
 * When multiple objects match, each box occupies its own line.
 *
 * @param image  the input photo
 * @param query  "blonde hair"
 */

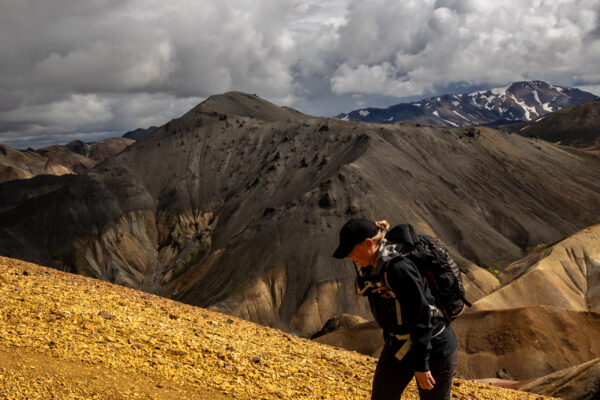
xmin=371 ymin=220 xmax=390 ymax=246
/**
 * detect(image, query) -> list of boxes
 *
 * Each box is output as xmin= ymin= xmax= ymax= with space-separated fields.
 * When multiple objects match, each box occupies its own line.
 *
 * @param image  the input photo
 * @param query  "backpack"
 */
xmin=353 ymin=224 xmax=470 ymax=323
xmin=385 ymin=224 xmax=470 ymax=321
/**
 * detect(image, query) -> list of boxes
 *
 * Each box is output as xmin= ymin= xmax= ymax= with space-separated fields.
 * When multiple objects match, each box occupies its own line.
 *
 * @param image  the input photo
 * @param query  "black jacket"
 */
xmin=360 ymin=255 xmax=454 ymax=371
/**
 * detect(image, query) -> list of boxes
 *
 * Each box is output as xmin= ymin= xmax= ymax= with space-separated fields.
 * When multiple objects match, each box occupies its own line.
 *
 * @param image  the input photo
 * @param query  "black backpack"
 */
xmin=385 ymin=224 xmax=470 ymax=321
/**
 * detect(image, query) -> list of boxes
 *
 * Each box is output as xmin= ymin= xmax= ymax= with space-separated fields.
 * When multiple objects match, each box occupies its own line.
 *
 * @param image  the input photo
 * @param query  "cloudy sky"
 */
xmin=1 ymin=0 xmax=599 ymax=148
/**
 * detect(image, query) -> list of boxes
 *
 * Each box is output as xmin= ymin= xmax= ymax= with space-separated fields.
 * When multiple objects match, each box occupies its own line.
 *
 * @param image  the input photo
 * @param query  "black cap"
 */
xmin=332 ymin=218 xmax=378 ymax=259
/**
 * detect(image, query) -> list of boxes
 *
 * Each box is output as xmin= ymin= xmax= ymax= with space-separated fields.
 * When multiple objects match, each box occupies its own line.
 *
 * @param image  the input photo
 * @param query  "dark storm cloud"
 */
xmin=0 ymin=0 xmax=599 ymax=147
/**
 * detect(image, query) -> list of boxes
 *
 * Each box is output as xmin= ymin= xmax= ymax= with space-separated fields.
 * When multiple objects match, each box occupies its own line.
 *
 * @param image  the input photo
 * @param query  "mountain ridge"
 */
xmin=518 ymin=98 xmax=600 ymax=149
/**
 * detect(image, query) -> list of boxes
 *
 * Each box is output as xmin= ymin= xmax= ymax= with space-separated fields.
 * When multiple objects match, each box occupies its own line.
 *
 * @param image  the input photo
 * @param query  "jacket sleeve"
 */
xmin=386 ymin=258 xmax=433 ymax=372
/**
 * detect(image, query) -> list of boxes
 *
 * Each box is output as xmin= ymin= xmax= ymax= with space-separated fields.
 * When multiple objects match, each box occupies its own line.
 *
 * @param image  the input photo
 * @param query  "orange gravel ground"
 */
xmin=0 ymin=256 xmax=556 ymax=399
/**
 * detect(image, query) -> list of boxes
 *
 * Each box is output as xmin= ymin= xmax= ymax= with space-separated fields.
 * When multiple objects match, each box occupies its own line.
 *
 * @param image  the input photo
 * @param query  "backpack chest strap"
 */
xmin=355 ymin=281 xmax=380 ymax=300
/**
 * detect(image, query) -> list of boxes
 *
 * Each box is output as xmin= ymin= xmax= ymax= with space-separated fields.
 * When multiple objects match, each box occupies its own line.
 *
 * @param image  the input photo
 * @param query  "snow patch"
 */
xmin=532 ymin=90 xmax=553 ymax=112
xmin=452 ymin=110 xmax=471 ymax=121
xmin=541 ymin=102 xmax=553 ymax=112
xmin=478 ymin=94 xmax=497 ymax=110
xmin=385 ymin=117 xmax=394 ymax=121
xmin=433 ymin=110 xmax=458 ymax=127
xmin=358 ymin=110 xmax=370 ymax=117
xmin=468 ymin=84 xmax=508 ymax=98
xmin=469 ymin=89 xmax=490 ymax=96
xmin=413 ymin=103 xmax=421 ymax=107
xmin=511 ymin=95 xmax=538 ymax=120
xmin=452 ymin=101 xmax=460 ymax=107
xmin=442 ymin=118 xmax=458 ymax=127
xmin=490 ymin=85 xmax=509 ymax=97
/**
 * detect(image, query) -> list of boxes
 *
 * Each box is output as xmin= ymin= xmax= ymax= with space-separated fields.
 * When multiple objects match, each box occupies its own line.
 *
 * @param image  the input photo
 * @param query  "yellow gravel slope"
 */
xmin=0 ymin=256 xmax=555 ymax=399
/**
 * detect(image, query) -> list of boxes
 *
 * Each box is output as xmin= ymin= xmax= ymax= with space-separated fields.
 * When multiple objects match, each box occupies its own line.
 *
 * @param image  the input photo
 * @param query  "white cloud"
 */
xmin=330 ymin=0 xmax=600 ymax=97
xmin=0 ymin=94 xmax=113 ymax=128
xmin=578 ymin=84 xmax=600 ymax=96
xmin=32 ymin=38 xmax=175 ymax=92
xmin=0 ymin=0 xmax=599 ymax=147
xmin=0 ymin=92 xmax=202 ymax=148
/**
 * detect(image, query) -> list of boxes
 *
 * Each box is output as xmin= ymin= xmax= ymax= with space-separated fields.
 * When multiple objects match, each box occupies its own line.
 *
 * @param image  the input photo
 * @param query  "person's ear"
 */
xmin=364 ymin=238 xmax=374 ymax=248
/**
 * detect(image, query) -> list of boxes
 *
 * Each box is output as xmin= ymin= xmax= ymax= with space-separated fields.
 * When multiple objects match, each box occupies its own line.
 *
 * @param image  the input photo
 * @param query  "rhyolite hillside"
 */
xmin=0 ymin=92 xmax=599 ymax=336
xmin=0 ymin=137 xmax=133 ymax=183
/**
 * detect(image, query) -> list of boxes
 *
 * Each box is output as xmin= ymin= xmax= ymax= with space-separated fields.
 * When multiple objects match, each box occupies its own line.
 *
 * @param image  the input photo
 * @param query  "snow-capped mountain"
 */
xmin=337 ymin=81 xmax=598 ymax=127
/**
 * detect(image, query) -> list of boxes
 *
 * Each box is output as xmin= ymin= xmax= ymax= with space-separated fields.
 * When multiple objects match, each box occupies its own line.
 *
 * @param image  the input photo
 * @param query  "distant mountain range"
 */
xmin=0 ymin=137 xmax=133 ymax=184
xmin=337 ymin=81 xmax=598 ymax=127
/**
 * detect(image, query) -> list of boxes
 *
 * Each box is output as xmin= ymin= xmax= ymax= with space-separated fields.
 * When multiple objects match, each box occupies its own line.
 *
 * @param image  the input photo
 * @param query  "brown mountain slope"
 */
xmin=35 ymin=144 xmax=98 ymax=174
xmin=0 ymin=143 xmax=72 ymax=182
xmin=37 ymin=137 xmax=134 ymax=173
xmin=520 ymin=99 xmax=600 ymax=149
xmin=0 ymin=256 xmax=553 ymax=400
xmin=0 ymin=137 xmax=134 ymax=184
xmin=471 ymin=225 xmax=600 ymax=313
xmin=313 ymin=306 xmax=600 ymax=384
xmin=518 ymin=358 xmax=600 ymax=400
xmin=0 ymin=92 xmax=599 ymax=336
xmin=64 ymin=137 xmax=135 ymax=162
xmin=0 ymin=174 xmax=78 ymax=214
xmin=452 ymin=305 xmax=600 ymax=380
xmin=314 ymin=320 xmax=384 ymax=357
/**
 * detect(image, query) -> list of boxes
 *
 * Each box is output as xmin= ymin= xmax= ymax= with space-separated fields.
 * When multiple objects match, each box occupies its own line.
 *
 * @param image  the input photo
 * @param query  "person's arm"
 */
xmin=386 ymin=258 xmax=433 ymax=372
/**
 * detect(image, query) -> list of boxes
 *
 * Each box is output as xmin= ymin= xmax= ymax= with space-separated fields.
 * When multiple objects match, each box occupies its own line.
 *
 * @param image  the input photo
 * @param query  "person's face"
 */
xmin=346 ymin=238 xmax=377 ymax=267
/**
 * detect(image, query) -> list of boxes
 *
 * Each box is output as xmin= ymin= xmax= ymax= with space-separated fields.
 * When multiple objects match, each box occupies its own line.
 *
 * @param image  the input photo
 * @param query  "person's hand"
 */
xmin=370 ymin=286 xmax=394 ymax=298
xmin=415 ymin=371 xmax=435 ymax=390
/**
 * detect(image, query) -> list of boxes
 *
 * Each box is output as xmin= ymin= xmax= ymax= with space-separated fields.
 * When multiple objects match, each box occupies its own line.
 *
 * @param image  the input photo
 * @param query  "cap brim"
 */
xmin=332 ymin=242 xmax=353 ymax=259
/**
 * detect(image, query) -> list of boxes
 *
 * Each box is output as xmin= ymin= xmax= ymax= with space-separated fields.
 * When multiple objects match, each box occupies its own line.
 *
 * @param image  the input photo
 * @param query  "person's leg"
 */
xmin=371 ymin=342 xmax=415 ymax=400
xmin=416 ymin=349 xmax=458 ymax=400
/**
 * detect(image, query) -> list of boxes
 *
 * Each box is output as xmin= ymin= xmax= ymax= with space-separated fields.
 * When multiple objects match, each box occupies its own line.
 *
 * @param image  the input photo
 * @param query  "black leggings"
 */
xmin=371 ymin=343 xmax=458 ymax=400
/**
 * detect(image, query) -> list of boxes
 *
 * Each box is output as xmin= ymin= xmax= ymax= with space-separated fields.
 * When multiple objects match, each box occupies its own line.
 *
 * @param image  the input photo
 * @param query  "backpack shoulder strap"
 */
xmin=382 ymin=255 xmax=445 ymax=325
xmin=381 ymin=261 xmax=404 ymax=326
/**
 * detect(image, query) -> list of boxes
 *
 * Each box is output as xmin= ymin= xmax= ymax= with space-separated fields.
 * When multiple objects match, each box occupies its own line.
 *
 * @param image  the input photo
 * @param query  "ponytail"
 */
xmin=371 ymin=220 xmax=390 ymax=246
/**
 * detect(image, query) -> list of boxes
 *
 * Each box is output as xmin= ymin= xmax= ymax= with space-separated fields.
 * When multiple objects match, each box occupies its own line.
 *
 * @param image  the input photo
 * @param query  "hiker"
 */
xmin=332 ymin=218 xmax=458 ymax=400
